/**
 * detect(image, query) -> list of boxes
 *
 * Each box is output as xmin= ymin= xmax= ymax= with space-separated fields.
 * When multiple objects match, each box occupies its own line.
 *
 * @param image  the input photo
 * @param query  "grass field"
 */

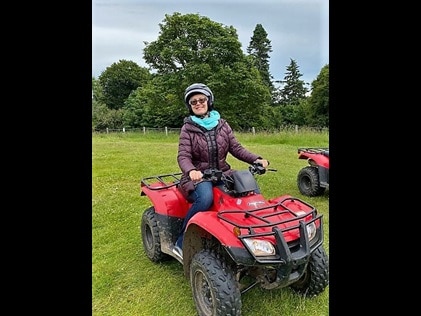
xmin=92 ymin=131 xmax=329 ymax=316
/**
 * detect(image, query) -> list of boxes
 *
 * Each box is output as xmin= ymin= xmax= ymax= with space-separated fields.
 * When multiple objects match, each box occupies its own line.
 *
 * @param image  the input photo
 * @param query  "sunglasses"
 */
xmin=189 ymin=97 xmax=208 ymax=106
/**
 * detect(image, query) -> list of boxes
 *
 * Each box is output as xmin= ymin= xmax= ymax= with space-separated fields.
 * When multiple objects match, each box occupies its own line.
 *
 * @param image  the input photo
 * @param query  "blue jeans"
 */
xmin=176 ymin=181 xmax=214 ymax=248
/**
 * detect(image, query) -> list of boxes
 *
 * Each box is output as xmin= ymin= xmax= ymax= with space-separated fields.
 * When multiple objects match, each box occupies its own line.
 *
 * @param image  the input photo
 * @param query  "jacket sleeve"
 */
xmin=177 ymin=125 xmax=197 ymax=175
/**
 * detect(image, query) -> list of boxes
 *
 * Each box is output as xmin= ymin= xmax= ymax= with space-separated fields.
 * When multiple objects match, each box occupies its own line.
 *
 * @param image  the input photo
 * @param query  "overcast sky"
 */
xmin=92 ymin=0 xmax=329 ymax=85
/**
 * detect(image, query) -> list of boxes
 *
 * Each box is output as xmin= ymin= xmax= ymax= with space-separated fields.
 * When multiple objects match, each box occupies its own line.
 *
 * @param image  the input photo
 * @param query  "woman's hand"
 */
xmin=254 ymin=159 xmax=269 ymax=168
xmin=189 ymin=170 xmax=203 ymax=181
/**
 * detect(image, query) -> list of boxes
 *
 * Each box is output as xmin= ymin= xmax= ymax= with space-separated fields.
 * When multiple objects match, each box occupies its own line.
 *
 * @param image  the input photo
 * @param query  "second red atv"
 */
xmin=297 ymin=148 xmax=329 ymax=197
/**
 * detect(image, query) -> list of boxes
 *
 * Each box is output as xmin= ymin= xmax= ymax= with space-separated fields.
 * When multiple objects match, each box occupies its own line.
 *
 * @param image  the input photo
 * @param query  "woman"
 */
xmin=173 ymin=83 xmax=269 ymax=260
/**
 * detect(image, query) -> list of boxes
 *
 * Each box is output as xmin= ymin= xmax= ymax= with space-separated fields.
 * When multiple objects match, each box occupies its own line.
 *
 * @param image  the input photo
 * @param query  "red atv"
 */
xmin=140 ymin=163 xmax=329 ymax=316
xmin=297 ymin=148 xmax=329 ymax=197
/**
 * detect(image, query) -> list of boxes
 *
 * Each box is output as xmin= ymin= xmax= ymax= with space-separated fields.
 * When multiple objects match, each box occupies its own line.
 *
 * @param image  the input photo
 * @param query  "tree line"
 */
xmin=92 ymin=12 xmax=329 ymax=132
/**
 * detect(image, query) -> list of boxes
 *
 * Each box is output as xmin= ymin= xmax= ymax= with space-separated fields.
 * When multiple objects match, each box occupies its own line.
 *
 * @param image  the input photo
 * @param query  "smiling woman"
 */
xmin=174 ymin=82 xmax=270 ymax=259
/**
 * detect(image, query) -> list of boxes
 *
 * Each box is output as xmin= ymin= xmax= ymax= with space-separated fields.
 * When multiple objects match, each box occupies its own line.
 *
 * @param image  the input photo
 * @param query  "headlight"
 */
xmin=243 ymin=238 xmax=275 ymax=256
xmin=306 ymin=222 xmax=317 ymax=241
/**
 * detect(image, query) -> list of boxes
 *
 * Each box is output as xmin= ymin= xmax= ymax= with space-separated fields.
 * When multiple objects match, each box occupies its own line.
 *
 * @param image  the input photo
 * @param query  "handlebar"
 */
xmin=196 ymin=162 xmax=277 ymax=184
xmin=202 ymin=169 xmax=223 ymax=182
xmin=249 ymin=163 xmax=277 ymax=175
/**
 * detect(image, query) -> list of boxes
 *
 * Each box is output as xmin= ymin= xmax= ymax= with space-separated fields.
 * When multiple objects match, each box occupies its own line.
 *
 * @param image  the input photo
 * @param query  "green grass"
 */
xmin=92 ymin=131 xmax=329 ymax=316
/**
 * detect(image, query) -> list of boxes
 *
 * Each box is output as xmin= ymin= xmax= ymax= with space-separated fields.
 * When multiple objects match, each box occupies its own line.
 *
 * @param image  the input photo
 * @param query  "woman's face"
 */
xmin=189 ymin=93 xmax=208 ymax=116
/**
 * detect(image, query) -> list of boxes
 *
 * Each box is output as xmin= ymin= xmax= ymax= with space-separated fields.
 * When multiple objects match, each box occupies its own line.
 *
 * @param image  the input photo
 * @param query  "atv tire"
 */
xmin=289 ymin=246 xmax=329 ymax=297
xmin=141 ymin=207 xmax=169 ymax=262
xmin=190 ymin=249 xmax=241 ymax=316
xmin=297 ymin=166 xmax=325 ymax=197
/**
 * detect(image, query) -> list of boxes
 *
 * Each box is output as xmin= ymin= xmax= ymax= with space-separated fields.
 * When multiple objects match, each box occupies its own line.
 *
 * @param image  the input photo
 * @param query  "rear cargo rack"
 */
xmin=141 ymin=172 xmax=183 ymax=190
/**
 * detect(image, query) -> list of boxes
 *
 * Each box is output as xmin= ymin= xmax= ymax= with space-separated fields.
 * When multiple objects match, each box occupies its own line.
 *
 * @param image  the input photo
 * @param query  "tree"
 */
xmin=305 ymin=64 xmax=329 ymax=127
xmin=247 ymin=24 xmax=273 ymax=91
xmin=276 ymin=58 xmax=309 ymax=106
xmin=98 ymin=60 xmax=151 ymax=110
xmin=123 ymin=73 xmax=186 ymax=128
xmin=143 ymin=12 xmax=244 ymax=74
xmin=206 ymin=59 xmax=271 ymax=130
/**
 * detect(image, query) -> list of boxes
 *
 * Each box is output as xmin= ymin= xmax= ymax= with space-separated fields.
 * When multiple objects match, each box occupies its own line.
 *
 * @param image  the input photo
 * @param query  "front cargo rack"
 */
xmin=217 ymin=196 xmax=319 ymax=235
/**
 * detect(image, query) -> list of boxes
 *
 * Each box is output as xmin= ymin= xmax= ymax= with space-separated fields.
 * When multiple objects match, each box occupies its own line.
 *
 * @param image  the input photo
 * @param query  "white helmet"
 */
xmin=184 ymin=83 xmax=214 ymax=113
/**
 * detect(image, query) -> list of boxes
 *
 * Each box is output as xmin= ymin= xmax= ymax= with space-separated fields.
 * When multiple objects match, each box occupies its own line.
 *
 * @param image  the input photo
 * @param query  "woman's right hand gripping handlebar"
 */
xmin=189 ymin=169 xmax=203 ymax=182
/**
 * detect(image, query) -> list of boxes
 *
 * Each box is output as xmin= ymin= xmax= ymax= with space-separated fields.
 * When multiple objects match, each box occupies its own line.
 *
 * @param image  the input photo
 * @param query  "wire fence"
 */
xmin=92 ymin=125 xmax=328 ymax=135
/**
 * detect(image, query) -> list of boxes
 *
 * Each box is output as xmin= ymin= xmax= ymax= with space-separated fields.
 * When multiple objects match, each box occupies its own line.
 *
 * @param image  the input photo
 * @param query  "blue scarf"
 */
xmin=191 ymin=110 xmax=220 ymax=130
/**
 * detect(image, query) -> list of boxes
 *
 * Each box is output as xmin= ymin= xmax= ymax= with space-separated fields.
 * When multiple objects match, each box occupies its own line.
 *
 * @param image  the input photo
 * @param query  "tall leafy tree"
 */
xmin=246 ymin=24 xmax=273 ymax=91
xmin=277 ymin=58 xmax=309 ymax=106
xmin=143 ymin=12 xmax=244 ymax=74
xmin=98 ymin=60 xmax=151 ymax=110
xmin=305 ymin=64 xmax=329 ymax=127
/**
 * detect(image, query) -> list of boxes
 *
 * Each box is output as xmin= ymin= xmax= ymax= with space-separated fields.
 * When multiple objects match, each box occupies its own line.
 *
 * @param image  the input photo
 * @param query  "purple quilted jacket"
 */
xmin=177 ymin=116 xmax=261 ymax=199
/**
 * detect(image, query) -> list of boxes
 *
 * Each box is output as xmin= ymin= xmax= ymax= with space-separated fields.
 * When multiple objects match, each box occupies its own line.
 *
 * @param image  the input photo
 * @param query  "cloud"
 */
xmin=92 ymin=0 xmax=329 ymax=85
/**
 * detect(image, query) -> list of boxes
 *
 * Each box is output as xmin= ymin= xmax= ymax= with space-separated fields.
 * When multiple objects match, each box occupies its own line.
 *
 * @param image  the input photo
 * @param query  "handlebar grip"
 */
xmin=256 ymin=160 xmax=269 ymax=166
